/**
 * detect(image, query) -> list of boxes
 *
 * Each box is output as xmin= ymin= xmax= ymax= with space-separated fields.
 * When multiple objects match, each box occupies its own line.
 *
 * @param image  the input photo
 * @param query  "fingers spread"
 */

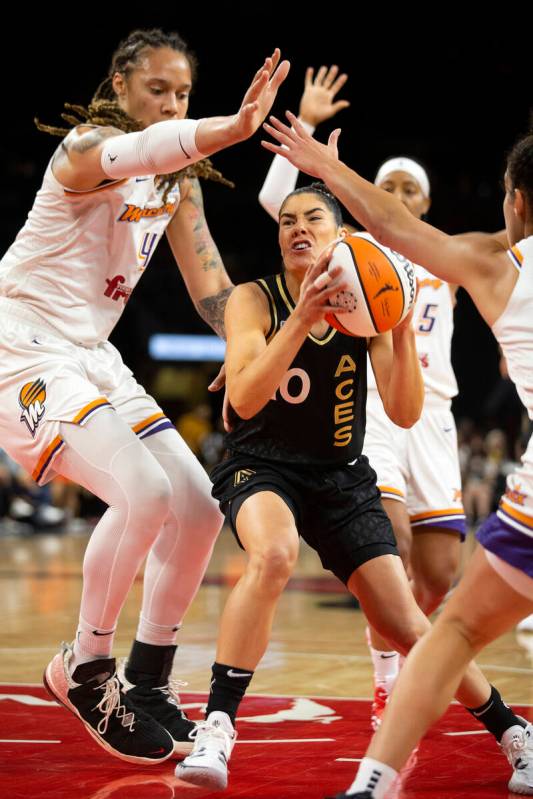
xmin=324 ymin=65 xmax=339 ymax=88
xmin=315 ymin=65 xmax=327 ymax=85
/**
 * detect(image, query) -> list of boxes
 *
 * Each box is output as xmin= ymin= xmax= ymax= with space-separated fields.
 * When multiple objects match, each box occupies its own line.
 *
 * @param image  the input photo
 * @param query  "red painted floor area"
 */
xmin=0 ymin=685 xmax=530 ymax=798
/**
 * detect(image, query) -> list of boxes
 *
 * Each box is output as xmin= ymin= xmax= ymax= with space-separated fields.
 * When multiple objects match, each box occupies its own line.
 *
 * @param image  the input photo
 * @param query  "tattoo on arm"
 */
xmin=187 ymin=177 xmax=225 ymax=272
xmin=68 ymin=126 xmax=123 ymax=155
xmin=196 ymin=287 xmax=234 ymax=339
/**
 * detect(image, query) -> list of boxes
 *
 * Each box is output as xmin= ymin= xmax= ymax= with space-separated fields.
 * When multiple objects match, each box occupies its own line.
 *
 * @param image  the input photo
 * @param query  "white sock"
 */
xmin=136 ymin=615 xmax=181 ymax=646
xmin=70 ymin=616 xmax=115 ymax=675
xmin=347 ymin=757 xmax=398 ymax=797
xmin=369 ymin=645 xmax=400 ymax=685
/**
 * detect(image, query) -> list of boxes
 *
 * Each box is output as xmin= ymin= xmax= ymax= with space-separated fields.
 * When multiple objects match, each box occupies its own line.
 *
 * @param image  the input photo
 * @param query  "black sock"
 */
xmin=205 ymin=662 xmax=254 ymax=725
xmin=125 ymin=640 xmax=177 ymax=686
xmin=467 ymin=685 xmax=525 ymax=742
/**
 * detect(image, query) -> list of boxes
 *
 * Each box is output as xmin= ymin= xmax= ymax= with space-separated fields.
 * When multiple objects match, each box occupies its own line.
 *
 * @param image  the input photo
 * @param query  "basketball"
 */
xmin=325 ymin=233 xmax=416 ymax=337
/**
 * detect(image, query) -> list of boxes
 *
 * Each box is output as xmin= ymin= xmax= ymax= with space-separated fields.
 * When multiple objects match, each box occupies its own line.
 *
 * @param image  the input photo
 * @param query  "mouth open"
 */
xmin=292 ymin=240 xmax=312 ymax=252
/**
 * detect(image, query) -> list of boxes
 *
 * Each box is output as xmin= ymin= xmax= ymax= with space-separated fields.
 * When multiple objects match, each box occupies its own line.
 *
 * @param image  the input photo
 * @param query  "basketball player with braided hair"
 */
xmin=263 ymin=114 xmax=533 ymax=797
xmin=0 ymin=28 xmax=289 ymax=765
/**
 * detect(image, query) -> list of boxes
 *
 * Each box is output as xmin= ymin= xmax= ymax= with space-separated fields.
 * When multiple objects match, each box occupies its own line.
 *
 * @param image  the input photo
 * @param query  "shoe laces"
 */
xmin=188 ymin=720 xmax=232 ymax=753
xmin=93 ymin=675 xmax=136 ymax=735
xmin=155 ymin=678 xmax=189 ymax=719
xmin=155 ymin=678 xmax=187 ymax=705
xmin=502 ymin=728 xmax=533 ymax=770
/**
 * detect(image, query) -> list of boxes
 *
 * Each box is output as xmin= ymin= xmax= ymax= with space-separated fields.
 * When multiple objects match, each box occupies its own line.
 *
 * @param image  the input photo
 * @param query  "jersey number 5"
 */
xmin=417 ymin=303 xmax=437 ymax=334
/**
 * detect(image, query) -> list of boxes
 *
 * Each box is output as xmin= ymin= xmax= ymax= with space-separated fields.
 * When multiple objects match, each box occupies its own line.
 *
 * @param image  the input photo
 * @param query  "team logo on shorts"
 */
xmin=234 ymin=469 xmax=255 ymax=487
xmin=505 ymin=482 xmax=526 ymax=506
xmin=19 ymin=378 xmax=47 ymax=437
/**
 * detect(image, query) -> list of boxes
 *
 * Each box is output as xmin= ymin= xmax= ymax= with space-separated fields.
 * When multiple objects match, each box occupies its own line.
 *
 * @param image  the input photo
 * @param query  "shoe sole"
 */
xmin=175 ymin=764 xmax=228 ymax=790
xmin=508 ymin=777 xmax=533 ymax=795
xmin=43 ymin=658 xmax=174 ymax=766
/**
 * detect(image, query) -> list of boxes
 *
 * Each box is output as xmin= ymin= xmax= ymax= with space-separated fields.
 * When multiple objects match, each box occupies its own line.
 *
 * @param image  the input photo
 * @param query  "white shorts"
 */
xmin=497 ymin=433 xmax=533 ymax=536
xmin=0 ymin=304 xmax=173 ymax=485
xmin=363 ymin=390 xmax=466 ymax=537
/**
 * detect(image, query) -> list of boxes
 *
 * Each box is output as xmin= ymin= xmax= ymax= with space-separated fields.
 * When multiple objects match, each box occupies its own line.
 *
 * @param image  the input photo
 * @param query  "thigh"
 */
xmin=55 ymin=408 xmax=168 ymax=505
xmin=438 ymin=546 xmax=533 ymax=649
xmin=141 ymin=427 xmax=220 ymax=519
xmin=0 ymin=318 xmax=112 ymax=485
xmin=211 ymin=453 xmax=302 ymax=550
xmin=406 ymin=407 xmax=466 ymax=538
xmin=91 ymin=341 xmax=175 ymax=442
xmin=302 ymin=457 xmax=398 ymax=585
xmin=235 ymin=490 xmax=300 ymax=561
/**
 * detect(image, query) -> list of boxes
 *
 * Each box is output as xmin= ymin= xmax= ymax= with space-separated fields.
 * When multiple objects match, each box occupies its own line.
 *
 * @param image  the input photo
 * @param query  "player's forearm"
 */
xmin=320 ymin=158 xmax=414 ymax=248
xmin=228 ymin=314 xmax=310 ymax=419
xmin=383 ymin=327 xmax=424 ymax=428
xmin=196 ymin=115 xmax=244 ymax=155
xmin=196 ymin=285 xmax=234 ymax=339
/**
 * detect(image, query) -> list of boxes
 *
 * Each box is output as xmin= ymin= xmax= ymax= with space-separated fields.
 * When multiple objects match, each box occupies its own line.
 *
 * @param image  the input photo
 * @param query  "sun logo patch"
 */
xmin=19 ymin=378 xmax=47 ymax=437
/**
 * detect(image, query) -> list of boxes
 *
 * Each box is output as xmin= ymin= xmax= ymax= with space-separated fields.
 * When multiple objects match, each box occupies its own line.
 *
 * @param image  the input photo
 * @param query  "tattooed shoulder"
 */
xmin=66 ymin=125 xmax=124 ymax=155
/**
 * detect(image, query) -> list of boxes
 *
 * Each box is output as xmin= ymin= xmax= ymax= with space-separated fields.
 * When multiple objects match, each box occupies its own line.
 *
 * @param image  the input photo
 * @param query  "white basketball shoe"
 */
xmin=175 ymin=710 xmax=236 ymax=790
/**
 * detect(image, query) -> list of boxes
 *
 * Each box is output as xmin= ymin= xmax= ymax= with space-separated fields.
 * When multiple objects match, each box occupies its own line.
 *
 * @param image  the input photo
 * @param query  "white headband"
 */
xmin=375 ymin=157 xmax=430 ymax=198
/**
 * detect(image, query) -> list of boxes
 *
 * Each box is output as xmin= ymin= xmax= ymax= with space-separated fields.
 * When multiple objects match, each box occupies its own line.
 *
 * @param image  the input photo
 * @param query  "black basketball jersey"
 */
xmin=225 ymin=272 xmax=368 ymax=466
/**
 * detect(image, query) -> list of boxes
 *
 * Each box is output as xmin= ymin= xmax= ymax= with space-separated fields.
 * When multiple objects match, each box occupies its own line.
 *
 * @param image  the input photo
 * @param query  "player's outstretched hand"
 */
xmin=299 ymin=65 xmax=349 ymax=128
xmin=262 ymin=111 xmax=340 ymax=178
xmin=233 ymin=50 xmax=290 ymax=142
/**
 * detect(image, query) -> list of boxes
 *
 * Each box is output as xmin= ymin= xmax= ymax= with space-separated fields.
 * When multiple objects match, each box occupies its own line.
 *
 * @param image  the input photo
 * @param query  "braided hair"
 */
xmin=35 ymin=28 xmax=234 ymax=200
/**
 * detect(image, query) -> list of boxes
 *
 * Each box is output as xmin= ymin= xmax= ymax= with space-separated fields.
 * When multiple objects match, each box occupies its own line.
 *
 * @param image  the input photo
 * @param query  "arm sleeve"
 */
xmin=100 ymin=119 xmax=206 ymax=179
xmin=258 ymin=119 xmax=315 ymax=221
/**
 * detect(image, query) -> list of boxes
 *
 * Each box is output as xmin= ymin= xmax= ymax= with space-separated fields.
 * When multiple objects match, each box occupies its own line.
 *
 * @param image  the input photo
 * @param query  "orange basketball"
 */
xmin=326 ymin=233 xmax=416 ymax=337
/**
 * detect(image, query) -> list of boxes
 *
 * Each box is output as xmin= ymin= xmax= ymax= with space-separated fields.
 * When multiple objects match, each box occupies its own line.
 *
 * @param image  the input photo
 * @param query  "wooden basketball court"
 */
xmin=1 ymin=528 xmax=532 ymax=797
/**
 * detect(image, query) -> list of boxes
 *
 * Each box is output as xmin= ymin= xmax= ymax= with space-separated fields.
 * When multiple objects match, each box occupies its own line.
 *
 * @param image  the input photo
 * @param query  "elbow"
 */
xmin=232 ymin=402 xmax=255 ymax=421
xmin=393 ymin=410 xmax=421 ymax=429
xmin=228 ymin=388 xmax=259 ymax=421
xmin=385 ymin=401 xmax=423 ymax=429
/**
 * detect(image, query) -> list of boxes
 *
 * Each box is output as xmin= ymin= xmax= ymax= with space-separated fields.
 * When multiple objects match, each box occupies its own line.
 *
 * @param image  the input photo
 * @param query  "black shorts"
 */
xmin=211 ymin=452 xmax=398 ymax=585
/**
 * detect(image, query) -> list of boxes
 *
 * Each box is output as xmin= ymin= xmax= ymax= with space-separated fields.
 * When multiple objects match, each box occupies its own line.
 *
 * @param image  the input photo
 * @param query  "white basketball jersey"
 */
xmin=493 ymin=236 xmax=533 ymax=419
xmin=367 ymin=263 xmax=457 ymax=401
xmin=0 ymin=154 xmax=180 ymax=346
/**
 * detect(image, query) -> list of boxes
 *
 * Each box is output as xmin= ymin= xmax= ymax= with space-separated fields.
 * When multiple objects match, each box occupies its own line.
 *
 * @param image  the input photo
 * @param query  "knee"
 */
xmin=437 ymin=610 xmax=492 ymax=653
xmin=416 ymin=570 xmax=454 ymax=611
xmin=413 ymin=554 xmax=460 ymax=614
xmin=375 ymin=610 xmax=429 ymax=657
xmin=248 ymin=543 xmax=298 ymax=596
xmin=129 ymin=468 xmax=173 ymax=524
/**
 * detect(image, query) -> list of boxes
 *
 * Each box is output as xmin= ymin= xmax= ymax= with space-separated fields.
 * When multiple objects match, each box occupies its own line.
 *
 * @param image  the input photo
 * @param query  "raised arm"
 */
xmin=258 ymin=65 xmax=349 ymax=220
xmin=263 ymin=113 xmax=514 ymax=326
xmin=53 ymin=51 xmax=290 ymax=192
